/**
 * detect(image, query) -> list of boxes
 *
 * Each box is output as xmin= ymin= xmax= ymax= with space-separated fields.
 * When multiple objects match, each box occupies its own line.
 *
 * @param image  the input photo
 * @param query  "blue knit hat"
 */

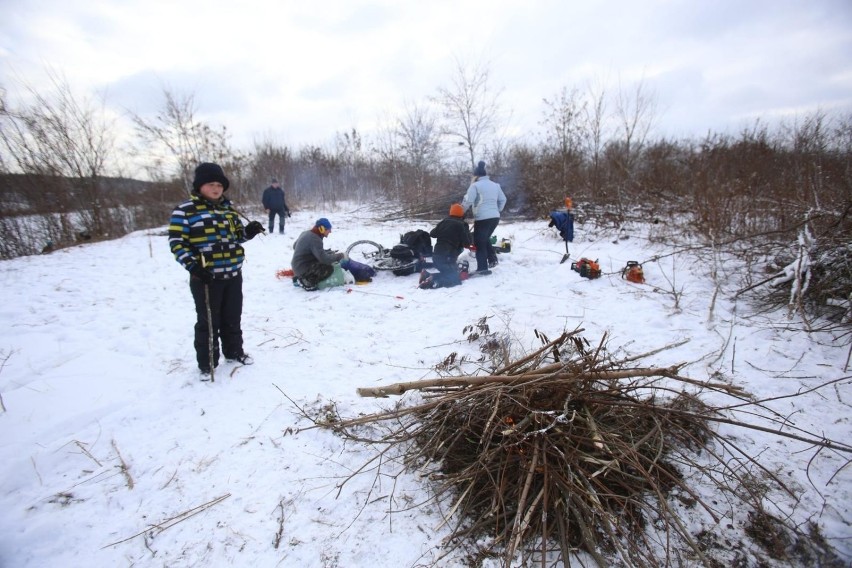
xmin=315 ymin=218 xmax=332 ymax=231
xmin=473 ymin=161 xmax=487 ymax=177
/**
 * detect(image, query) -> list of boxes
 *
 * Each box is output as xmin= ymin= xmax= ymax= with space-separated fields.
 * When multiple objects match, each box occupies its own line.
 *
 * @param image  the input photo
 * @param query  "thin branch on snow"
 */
xmin=101 ymin=493 xmax=231 ymax=549
xmin=73 ymin=440 xmax=102 ymax=467
xmin=111 ymin=439 xmax=134 ymax=490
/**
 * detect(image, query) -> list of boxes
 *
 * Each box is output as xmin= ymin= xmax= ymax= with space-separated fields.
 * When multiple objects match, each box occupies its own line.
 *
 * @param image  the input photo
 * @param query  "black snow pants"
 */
xmin=190 ymin=273 xmax=244 ymax=371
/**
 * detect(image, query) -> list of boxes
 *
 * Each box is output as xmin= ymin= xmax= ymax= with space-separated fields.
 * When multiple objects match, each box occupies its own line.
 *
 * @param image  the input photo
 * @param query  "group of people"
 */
xmin=168 ymin=160 xmax=505 ymax=377
xmin=420 ymin=160 xmax=507 ymax=289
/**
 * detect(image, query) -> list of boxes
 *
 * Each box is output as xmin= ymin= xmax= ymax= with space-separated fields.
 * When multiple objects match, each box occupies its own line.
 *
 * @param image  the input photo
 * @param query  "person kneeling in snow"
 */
xmin=420 ymin=203 xmax=472 ymax=289
xmin=291 ymin=218 xmax=344 ymax=291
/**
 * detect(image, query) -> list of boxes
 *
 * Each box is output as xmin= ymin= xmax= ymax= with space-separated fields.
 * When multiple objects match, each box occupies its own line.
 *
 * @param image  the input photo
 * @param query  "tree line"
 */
xmin=1 ymin=63 xmax=850 ymax=259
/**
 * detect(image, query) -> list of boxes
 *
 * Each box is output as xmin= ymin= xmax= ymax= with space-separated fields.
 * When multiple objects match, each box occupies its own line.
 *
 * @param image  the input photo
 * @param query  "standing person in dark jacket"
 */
xmin=168 ymin=162 xmax=265 ymax=377
xmin=460 ymin=161 xmax=506 ymax=275
xmin=262 ymin=178 xmax=290 ymax=234
xmin=420 ymin=203 xmax=472 ymax=289
xmin=291 ymin=218 xmax=344 ymax=291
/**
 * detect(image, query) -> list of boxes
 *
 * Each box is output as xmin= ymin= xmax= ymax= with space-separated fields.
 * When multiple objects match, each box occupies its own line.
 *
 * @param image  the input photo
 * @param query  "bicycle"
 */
xmin=345 ymin=240 xmax=422 ymax=275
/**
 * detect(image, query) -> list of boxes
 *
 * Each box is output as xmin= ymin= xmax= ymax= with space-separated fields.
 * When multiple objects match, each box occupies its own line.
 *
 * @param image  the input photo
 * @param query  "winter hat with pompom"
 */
xmin=473 ymin=161 xmax=487 ymax=177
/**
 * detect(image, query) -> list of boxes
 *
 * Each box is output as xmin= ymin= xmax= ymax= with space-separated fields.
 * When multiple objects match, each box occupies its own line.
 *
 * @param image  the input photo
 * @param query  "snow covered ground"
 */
xmin=0 ymin=205 xmax=849 ymax=567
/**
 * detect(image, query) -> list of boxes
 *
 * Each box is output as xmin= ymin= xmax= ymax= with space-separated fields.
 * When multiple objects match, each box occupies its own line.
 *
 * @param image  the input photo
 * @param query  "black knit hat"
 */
xmin=192 ymin=162 xmax=230 ymax=192
xmin=473 ymin=161 xmax=487 ymax=177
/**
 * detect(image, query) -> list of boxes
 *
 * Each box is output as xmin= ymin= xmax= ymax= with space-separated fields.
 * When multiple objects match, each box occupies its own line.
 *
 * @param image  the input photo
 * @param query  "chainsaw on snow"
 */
xmin=570 ymin=257 xmax=601 ymax=279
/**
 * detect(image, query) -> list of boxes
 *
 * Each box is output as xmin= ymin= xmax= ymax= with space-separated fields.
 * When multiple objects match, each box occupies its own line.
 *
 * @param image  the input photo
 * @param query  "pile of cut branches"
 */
xmin=737 ymin=205 xmax=852 ymax=337
xmin=308 ymin=329 xmax=849 ymax=567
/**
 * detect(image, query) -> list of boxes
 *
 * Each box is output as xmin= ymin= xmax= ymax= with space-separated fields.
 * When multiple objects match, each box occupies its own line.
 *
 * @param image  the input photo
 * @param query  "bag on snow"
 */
xmin=341 ymin=258 xmax=376 ymax=282
xmin=388 ymin=244 xmax=419 ymax=276
xmin=400 ymin=230 xmax=433 ymax=257
xmin=317 ymin=263 xmax=346 ymax=290
xmin=390 ymin=244 xmax=415 ymax=261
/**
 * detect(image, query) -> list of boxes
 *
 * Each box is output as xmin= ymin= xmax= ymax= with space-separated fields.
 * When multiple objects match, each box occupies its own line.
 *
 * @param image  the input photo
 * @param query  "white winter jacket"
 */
xmin=460 ymin=176 xmax=507 ymax=221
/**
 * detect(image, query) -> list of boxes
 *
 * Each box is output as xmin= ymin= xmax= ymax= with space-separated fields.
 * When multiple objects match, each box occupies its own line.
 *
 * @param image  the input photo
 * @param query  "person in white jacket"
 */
xmin=459 ymin=161 xmax=507 ymax=275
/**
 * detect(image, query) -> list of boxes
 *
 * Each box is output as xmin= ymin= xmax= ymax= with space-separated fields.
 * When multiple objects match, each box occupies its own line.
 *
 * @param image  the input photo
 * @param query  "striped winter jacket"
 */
xmin=168 ymin=194 xmax=248 ymax=279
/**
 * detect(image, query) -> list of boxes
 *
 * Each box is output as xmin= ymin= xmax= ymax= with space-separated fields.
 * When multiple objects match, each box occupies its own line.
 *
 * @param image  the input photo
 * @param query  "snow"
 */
xmin=0 ymin=206 xmax=849 ymax=567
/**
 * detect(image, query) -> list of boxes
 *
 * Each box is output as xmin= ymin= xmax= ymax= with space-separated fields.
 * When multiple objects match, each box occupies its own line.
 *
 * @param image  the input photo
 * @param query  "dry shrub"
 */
xmin=296 ymin=328 xmax=850 ymax=567
xmin=739 ymin=205 xmax=852 ymax=339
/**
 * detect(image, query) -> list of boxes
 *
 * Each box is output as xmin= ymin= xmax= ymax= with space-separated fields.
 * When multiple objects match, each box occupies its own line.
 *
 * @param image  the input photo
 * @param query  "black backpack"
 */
xmin=400 ymin=230 xmax=433 ymax=257
xmin=389 ymin=244 xmax=419 ymax=276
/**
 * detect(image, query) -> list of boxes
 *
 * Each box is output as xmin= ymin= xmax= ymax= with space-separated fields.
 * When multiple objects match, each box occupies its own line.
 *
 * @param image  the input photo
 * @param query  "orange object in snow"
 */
xmin=621 ymin=261 xmax=645 ymax=284
xmin=570 ymin=258 xmax=601 ymax=279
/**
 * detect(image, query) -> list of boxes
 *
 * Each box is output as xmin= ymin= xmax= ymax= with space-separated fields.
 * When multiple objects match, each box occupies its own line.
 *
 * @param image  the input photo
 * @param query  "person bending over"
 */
xmin=291 ymin=218 xmax=344 ymax=291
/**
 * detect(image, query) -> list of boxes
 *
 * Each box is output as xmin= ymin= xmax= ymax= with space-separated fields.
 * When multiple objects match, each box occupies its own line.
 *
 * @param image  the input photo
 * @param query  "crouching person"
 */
xmin=420 ymin=203 xmax=472 ymax=289
xmin=291 ymin=218 xmax=344 ymax=291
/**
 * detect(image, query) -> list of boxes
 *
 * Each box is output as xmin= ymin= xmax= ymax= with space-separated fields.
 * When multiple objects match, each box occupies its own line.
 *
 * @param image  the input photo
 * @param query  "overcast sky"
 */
xmin=2 ymin=0 xmax=851 ymax=152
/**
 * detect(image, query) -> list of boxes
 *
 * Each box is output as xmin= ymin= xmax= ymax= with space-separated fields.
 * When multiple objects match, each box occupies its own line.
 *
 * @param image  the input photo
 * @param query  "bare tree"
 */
xmin=0 ymin=69 xmax=116 ymax=246
xmin=832 ymin=112 xmax=852 ymax=191
xmin=130 ymin=88 xmax=233 ymax=194
xmin=783 ymin=110 xmax=829 ymax=207
xmin=612 ymin=77 xmax=657 ymax=183
xmin=395 ymin=101 xmax=443 ymax=199
xmin=371 ymin=113 xmax=405 ymax=201
xmin=605 ymin=77 xmax=658 ymax=214
xmin=250 ymin=137 xmax=293 ymax=198
xmin=434 ymin=57 xmax=503 ymax=170
xmin=333 ymin=128 xmax=359 ymax=201
xmin=540 ymin=86 xmax=586 ymax=197
xmin=0 ymin=70 xmax=114 ymax=180
xmin=583 ymin=79 xmax=608 ymax=199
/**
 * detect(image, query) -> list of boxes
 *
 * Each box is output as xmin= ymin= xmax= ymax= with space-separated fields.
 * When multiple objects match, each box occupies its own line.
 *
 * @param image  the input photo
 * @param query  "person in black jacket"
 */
xmin=261 ymin=178 xmax=290 ymax=234
xmin=420 ymin=203 xmax=472 ymax=289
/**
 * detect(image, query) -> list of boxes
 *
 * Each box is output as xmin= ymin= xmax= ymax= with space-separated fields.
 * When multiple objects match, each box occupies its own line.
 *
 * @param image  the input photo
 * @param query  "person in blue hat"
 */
xmin=290 ymin=218 xmax=344 ymax=291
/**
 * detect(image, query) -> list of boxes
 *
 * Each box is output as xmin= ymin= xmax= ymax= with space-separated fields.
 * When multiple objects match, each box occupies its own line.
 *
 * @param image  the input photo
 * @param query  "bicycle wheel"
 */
xmin=345 ymin=240 xmax=385 ymax=264
xmin=374 ymin=257 xmax=419 ymax=274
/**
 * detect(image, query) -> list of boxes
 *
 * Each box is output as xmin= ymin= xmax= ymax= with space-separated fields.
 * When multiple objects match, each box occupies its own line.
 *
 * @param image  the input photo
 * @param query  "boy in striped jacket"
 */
xmin=168 ymin=162 xmax=265 ymax=377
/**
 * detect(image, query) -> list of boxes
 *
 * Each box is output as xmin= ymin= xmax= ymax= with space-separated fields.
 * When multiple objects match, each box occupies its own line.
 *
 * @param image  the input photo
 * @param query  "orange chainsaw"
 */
xmin=621 ymin=261 xmax=645 ymax=284
xmin=571 ymin=257 xmax=601 ymax=279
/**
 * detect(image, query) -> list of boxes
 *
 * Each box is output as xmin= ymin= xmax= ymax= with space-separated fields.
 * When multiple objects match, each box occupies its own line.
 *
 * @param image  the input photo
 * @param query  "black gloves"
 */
xmin=190 ymin=265 xmax=214 ymax=284
xmin=244 ymin=221 xmax=265 ymax=239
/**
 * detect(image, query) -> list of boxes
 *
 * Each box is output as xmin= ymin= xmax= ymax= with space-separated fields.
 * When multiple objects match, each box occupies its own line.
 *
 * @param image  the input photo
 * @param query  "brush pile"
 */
xmin=330 ymin=330 xmax=765 ymax=566
xmin=737 ymin=206 xmax=852 ymax=336
xmin=310 ymin=326 xmax=850 ymax=566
